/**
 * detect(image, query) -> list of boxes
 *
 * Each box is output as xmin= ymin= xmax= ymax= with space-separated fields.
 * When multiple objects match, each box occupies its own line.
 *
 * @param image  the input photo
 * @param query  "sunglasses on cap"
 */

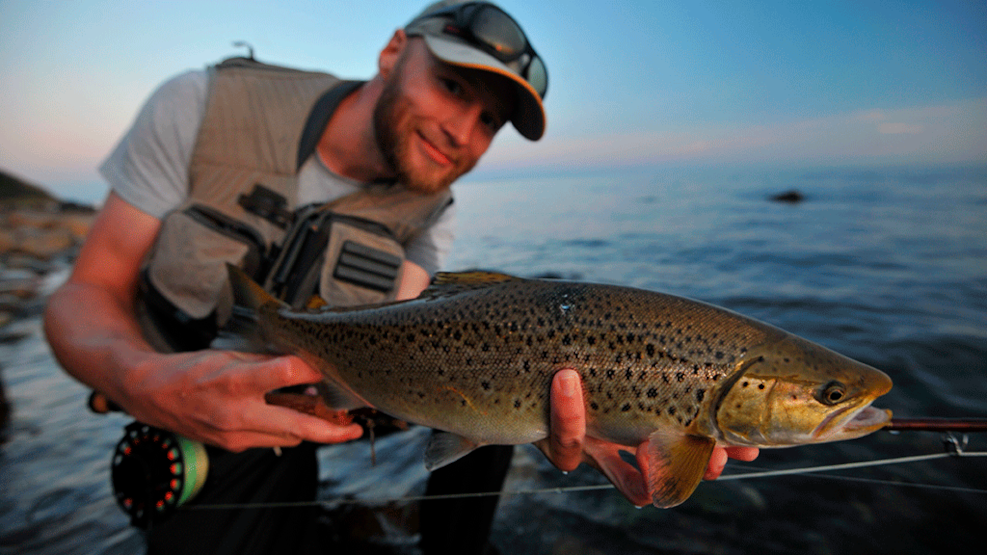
xmin=409 ymin=2 xmax=548 ymax=99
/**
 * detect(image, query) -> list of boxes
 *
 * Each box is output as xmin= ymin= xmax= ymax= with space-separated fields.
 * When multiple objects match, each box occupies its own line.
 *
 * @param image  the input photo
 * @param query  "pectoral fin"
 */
xmin=424 ymin=431 xmax=481 ymax=471
xmin=315 ymin=381 xmax=369 ymax=412
xmin=638 ymin=429 xmax=716 ymax=508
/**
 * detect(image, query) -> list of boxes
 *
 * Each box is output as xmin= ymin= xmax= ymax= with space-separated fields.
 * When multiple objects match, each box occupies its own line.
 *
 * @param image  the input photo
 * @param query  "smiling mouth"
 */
xmin=417 ymin=132 xmax=452 ymax=166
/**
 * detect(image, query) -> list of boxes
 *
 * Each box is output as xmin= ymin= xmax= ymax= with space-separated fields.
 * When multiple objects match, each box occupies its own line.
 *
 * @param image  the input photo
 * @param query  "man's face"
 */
xmin=373 ymin=39 xmax=516 ymax=194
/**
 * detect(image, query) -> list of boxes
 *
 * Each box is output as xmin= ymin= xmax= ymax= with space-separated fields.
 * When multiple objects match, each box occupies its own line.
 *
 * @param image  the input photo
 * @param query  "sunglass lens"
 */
xmin=471 ymin=7 xmax=526 ymax=59
xmin=527 ymin=55 xmax=548 ymax=99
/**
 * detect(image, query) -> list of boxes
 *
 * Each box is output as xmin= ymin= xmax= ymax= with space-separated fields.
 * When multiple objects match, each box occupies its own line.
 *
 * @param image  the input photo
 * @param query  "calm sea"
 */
xmin=2 ymin=164 xmax=985 ymax=554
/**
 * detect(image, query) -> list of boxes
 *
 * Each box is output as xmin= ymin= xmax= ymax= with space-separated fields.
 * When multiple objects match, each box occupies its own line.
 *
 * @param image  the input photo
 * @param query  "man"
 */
xmin=45 ymin=1 xmax=756 ymax=554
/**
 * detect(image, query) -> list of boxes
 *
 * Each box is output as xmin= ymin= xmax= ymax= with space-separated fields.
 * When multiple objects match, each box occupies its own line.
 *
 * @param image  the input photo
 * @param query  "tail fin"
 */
xmin=221 ymin=264 xmax=286 ymax=352
xmin=226 ymin=264 xmax=283 ymax=312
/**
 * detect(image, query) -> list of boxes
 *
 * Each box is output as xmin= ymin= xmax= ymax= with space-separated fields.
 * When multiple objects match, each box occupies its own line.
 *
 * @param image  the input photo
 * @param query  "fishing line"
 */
xmin=183 ymin=448 xmax=987 ymax=512
xmin=717 ymin=451 xmax=986 ymax=481
xmin=756 ymin=469 xmax=987 ymax=496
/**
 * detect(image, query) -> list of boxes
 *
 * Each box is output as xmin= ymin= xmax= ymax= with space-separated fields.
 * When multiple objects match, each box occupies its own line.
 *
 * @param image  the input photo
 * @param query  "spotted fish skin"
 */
xmin=264 ymin=274 xmax=753 ymax=440
xmin=230 ymin=268 xmax=892 ymax=508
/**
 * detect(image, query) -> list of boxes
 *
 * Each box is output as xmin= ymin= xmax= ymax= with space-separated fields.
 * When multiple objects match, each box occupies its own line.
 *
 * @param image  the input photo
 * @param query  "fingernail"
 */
xmin=560 ymin=373 xmax=577 ymax=397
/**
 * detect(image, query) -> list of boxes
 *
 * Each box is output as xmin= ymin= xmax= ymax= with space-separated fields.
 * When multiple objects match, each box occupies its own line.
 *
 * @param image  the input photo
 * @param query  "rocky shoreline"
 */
xmin=0 ymin=174 xmax=97 ymax=435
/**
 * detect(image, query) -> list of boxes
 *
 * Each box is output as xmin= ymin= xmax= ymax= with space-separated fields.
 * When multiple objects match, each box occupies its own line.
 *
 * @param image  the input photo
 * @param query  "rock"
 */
xmin=770 ymin=189 xmax=805 ymax=203
xmin=0 ymin=169 xmax=58 ymax=208
xmin=0 ymin=169 xmax=97 ymax=261
xmin=0 ymin=209 xmax=95 ymax=260
xmin=0 ymin=364 xmax=8 ymax=441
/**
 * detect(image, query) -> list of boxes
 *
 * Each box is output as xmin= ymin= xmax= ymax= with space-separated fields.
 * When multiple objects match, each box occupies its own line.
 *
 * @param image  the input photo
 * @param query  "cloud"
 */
xmin=878 ymin=122 xmax=924 ymax=135
xmin=856 ymin=110 xmax=887 ymax=123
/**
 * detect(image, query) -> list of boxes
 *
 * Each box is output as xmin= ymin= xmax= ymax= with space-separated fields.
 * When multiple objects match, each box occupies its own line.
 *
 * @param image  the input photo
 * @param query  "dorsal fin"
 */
xmin=420 ymin=271 xmax=523 ymax=300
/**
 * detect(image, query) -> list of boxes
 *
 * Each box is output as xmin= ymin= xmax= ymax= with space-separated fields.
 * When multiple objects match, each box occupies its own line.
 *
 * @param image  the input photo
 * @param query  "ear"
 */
xmin=378 ymin=29 xmax=407 ymax=79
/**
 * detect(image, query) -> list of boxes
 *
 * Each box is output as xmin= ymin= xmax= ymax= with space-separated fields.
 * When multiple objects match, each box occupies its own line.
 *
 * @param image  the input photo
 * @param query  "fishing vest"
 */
xmin=138 ymin=57 xmax=453 ymax=352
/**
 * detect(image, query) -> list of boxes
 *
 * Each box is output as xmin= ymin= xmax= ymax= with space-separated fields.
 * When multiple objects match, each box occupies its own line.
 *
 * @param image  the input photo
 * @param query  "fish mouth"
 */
xmin=844 ymin=406 xmax=893 ymax=432
xmin=814 ymin=403 xmax=893 ymax=440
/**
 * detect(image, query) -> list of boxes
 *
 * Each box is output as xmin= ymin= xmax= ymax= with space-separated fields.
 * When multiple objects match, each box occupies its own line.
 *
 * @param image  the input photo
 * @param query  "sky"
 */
xmin=1 ymin=0 xmax=985 ymax=203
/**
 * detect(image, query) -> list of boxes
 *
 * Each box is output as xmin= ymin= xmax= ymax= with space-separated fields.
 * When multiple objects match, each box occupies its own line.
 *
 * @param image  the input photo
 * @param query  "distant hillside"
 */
xmin=0 ymin=169 xmax=58 ymax=208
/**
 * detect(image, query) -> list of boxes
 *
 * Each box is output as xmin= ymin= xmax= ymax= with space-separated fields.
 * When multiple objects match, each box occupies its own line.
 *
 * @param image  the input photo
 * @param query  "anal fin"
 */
xmin=638 ymin=429 xmax=716 ymax=508
xmin=424 ymin=431 xmax=481 ymax=471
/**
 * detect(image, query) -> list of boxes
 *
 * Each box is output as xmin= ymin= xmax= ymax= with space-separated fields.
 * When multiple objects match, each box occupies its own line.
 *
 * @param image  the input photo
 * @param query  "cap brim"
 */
xmin=421 ymin=34 xmax=545 ymax=141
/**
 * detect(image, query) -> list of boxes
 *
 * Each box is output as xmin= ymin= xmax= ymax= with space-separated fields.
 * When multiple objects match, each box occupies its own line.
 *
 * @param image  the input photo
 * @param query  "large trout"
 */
xmin=229 ymin=266 xmax=892 ymax=508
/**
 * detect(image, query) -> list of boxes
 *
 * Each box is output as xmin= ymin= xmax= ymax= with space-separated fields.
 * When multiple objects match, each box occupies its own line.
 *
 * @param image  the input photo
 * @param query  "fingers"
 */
xmin=243 ymin=354 xmax=323 ymax=393
xmin=250 ymin=356 xmax=364 ymax=443
xmin=545 ymin=369 xmax=585 ymax=472
xmin=583 ymin=438 xmax=650 ymax=507
xmin=725 ymin=446 xmax=760 ymax=462
xmin=268 ymin=406 xmax=364 ymax=445
xmin=201 ymin=396 xmax=364 ymax=452
xmin=703 ymin=446 xmax=760 ymax=480
xmin=704 ymin=447 xmax=730 ymax=480
xmin=174 ymin=353 xmax=361 ymax=451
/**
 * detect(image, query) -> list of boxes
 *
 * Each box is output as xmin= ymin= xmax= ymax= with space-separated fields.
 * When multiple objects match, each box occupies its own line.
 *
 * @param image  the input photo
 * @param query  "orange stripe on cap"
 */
xmin=447 ymin=59 xmax=546 ymax=140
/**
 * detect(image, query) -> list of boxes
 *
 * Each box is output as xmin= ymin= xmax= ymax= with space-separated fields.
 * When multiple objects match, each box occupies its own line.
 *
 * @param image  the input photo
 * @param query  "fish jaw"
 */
xmin=714 ymin=335 xmax=894 ymax=448
xmin=812 ymin=404 xmax=893 ymax=442
xmin=809 ymin=361 xmax=893 ymax=441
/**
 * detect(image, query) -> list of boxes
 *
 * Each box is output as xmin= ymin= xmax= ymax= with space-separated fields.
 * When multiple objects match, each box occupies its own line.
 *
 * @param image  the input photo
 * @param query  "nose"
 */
xmin=441 ymin=103 xmax=484 ymax=147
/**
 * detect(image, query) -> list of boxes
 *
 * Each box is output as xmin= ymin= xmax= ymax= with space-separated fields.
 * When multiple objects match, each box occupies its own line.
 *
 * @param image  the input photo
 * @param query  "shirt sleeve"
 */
xmin=99 ymin=69 xmax=209 ymax=218
xmin=403 ymin=200 xmax=457 ymax=277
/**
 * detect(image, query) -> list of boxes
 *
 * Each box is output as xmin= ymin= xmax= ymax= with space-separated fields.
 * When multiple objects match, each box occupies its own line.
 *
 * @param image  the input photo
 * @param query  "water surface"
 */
xmin=2 ymin=164 xmax=985 ymax=554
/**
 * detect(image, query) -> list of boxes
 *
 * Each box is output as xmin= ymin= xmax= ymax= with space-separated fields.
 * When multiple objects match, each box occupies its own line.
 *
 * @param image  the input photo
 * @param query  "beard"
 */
xmin=372 ymin=57 xmax=476 ymax=194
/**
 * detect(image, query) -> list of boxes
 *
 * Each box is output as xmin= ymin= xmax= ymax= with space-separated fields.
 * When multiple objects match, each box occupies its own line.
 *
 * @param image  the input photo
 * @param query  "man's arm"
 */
xmin=44 ymin=192 xmax=364 ymax=451
xmin=542 ymin=369 xmax=759 ymax=506
xmin=396 ymin=260 xmax=432 ymax=300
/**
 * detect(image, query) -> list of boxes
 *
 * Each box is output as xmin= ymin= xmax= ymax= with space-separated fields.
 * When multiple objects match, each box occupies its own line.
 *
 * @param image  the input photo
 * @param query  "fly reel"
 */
xmin=111 ymin=422 xmax=209 ymax=529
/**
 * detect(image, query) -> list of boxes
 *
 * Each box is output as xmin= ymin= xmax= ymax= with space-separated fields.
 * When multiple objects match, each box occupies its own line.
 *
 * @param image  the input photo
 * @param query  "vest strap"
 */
xmin=296 ymin=81 xmax=364 ymax=171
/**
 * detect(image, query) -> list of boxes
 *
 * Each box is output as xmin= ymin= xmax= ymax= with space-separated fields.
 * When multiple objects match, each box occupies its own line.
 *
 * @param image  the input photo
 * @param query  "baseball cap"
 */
xmin=404 ymin=0 xmax=547 ymax=141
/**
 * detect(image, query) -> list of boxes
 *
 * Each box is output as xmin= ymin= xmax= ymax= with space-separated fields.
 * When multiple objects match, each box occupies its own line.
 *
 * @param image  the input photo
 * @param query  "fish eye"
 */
xmin=818 ymin=381 xmax=847 ymax=406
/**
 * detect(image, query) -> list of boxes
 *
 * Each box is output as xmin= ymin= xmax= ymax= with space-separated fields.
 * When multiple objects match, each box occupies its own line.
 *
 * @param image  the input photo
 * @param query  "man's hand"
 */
xmin=537 ymin=369 xmax=759 ymax=506
xmin=44 ymin=193 xmax=364 ymax=454
xmin=120 ymin=351 xmax=364 ymax=452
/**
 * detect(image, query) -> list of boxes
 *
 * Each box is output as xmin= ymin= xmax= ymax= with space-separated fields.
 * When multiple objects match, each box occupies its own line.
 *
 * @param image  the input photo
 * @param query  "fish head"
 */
xmin=714 ymin=336 xmax=892 ymax=448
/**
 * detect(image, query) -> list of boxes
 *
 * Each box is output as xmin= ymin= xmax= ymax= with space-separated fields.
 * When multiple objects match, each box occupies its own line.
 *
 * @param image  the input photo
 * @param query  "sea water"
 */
xmin=1 ymin=164 xmax=985 ymax=554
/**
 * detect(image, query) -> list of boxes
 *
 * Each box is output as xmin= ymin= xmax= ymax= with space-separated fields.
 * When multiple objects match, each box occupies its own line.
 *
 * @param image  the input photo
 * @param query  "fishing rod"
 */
xmin=89 ymin=391 xmax=987 ymax=528
xmin=885 ymin=417 xmax=987 ymax=433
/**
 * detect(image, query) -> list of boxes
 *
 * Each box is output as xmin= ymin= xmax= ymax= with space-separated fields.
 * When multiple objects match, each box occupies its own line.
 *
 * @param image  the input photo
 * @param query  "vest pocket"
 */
xmin=263 ymin=209 xmax=405 ymax=308
xmin=183 ymin=205 xmax=267 ymax=278
xmin=145 ymin=204 xmax=267 ymax=323
xmin=320 ymin=219 xmax=404 ymax=307
xmin=333 ymin=240 xmax=402 ymax=293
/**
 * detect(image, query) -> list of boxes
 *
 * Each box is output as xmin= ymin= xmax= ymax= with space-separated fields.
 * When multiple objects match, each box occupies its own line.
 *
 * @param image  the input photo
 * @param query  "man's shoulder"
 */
xmin=212 ymin=56 xmax=338 ymax=79
xmin=149 ymin=68 xmax=210 ymax=113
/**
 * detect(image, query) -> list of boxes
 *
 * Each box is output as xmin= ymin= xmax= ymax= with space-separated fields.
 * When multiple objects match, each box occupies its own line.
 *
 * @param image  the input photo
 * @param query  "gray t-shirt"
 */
xmin=100 ymin=69 xmax=455 ymax=276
